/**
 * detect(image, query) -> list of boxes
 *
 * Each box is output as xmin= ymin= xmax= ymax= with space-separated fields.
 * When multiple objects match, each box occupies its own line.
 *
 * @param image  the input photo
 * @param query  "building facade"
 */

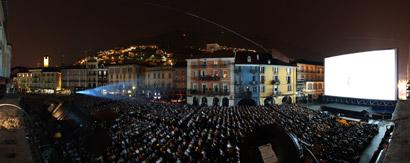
xmin=186 ymin=51 xmax=235 ymax=107
xmin=169 ymin=62 xmax=187 ymax=102
xmin=61 ymin=66 xmax=87 ymax=91
xmin=107 ymin=64 xmax=143 ymax=95
xmin=234 ymin=51 xmax=297 ymax=106
xmin=85 ymin=57 xmax=108 ymax=88
xmin=16 ymin=68 xmax=62 ymax=93
xmin=260 ymin=64 xmax=297 ymax=105
xmin=16 ymin=71 xmax=31 ymax=92
xmin=143 ymin=66 xmax=174 ymax=99
xmin=0 ymin=1 xmax=11 ymax=94
xmin=294 ymin=60 xmax=324 ymax=101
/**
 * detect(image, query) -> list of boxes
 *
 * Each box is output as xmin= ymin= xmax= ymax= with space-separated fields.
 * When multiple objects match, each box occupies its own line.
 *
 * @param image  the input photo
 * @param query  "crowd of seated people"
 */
xmin=21 ymin=95 xmax=379 ymax=162
xmin=89 ymin=100 xmax=378 ymax=162
xmin=272 ymin=104 xmax=378 ymax=162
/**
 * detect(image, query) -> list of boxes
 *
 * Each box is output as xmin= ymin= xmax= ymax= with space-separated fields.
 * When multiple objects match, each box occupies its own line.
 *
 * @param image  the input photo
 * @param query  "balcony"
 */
xmin=198 ymin=75 xmax=221 ymax=81
xmin=188 ymin=89 xmax=230 ymax=95
xmin=271 ymin=80 xmax=280 ymax=85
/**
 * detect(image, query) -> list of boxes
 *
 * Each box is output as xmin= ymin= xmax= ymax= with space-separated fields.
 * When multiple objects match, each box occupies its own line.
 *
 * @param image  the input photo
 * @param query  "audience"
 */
xmin=22 ymin=96 xmax=379 ymax=162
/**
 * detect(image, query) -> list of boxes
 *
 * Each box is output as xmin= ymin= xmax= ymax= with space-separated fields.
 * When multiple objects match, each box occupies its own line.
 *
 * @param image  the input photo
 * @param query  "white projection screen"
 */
xmin=324 ymin=49 xmax=397 ymax=100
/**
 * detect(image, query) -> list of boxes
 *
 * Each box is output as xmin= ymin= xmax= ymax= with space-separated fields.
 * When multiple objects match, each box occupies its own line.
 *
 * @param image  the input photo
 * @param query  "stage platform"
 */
xmin=321 ymin=103 xmax=393 ymax=119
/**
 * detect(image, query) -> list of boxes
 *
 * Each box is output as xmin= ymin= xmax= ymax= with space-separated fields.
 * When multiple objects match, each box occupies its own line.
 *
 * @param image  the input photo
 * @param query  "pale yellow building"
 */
xmin=259 ymin=64 xmax=297 ymax=105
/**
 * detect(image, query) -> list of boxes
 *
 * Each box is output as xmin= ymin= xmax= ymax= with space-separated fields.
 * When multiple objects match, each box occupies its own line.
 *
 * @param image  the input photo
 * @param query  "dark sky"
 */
xmin=7 ymin=0 xmax=410 ymax=80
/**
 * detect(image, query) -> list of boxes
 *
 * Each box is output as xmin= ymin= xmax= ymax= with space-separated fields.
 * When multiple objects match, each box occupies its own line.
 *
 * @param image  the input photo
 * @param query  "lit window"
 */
xmin=247 ymin=56 xmax=252 ymax=62
xmin=223 ymin=71 xmax=228 ymax=78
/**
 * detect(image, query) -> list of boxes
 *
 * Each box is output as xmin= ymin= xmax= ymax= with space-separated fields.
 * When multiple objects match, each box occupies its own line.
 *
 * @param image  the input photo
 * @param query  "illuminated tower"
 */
xmin=44 ymin=56 xmax=50 ymax=67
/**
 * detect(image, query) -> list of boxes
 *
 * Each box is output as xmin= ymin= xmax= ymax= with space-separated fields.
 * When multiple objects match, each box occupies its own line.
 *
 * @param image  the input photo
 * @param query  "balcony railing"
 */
xmin=271 ymin=80 xmax=280 ymax=85
xmin=198 ymin=76 xmax=221 ymax=81
xmin=188 ymin=89 xmax=230 ymax=95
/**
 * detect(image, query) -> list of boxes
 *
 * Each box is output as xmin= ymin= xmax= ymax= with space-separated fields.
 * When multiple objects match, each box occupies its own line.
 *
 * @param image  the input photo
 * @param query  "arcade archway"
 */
xmin=213 ymin=97 xmax=220 ymax=106
xmin=222 ymin=97 xmax=229 ymax=107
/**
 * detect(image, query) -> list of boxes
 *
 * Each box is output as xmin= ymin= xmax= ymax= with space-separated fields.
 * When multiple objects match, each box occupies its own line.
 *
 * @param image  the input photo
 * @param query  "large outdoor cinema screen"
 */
xmin=324 ymin=49 xmax=397 ymax=101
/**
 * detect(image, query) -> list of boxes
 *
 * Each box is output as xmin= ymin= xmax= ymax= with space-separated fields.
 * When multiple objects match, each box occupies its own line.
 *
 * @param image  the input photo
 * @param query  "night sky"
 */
xmin=7 ymin=0 xmax=410 ymax=79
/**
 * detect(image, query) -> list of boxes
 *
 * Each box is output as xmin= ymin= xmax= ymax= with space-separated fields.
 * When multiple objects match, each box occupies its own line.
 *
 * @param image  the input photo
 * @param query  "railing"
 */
xmin=198 ymin=76 xmax=221 ymax=81
xmin=271 ymin=80 xmax=280 ymax=85
xmin=188 ymin=89 xmax=230 ymax=95
xmin=191 ymin=64 xmax=228 ymax=69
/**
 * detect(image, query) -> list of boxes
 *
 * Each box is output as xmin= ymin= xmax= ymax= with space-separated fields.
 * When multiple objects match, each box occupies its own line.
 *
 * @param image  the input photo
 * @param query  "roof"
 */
xmin=235 ymin=51 xmax=295 ymax=66
xmin=106 ymin=63 xmax=143 ymax=68
xmin=187 ymin=50 xmax=235 ymax=59
xmin=173 ymin=61 xmax=187 ymax=68
xmin=41 ymin=67 xmax=60 ymax=72
xmin=60 ymin=65 xmax=86 ymax=69
xmin=292 ymin=59 xmax=324 ymax=66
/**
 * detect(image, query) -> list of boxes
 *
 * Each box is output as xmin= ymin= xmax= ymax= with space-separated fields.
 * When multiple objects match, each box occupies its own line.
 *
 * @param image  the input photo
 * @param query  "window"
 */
xmin=223 ymin=71 xmax=228 ymax=78
xmin=214 ymin=70 xmax=219 ymax=77
xmin=201 ymin=70 xmax=206 ymax=77
xmin=193 ymin=83 xmax=198 ymax=90
xmin=261 ymin=76 xmax=265 ymax=83
xmin=223 ymin=84 xmax=228 ymax=92
xmin=273 ymin=67 xmax=278 ymax=74
xmin=261 ymin=85 xmax=265 ymax=93
xmin=288 ymin=85 xmax=292 ymax=92
xmin=260 ymin=67 xmax=265 ymax=73
xmin=202 ymin=84 xmax=207 ymax=93
xmin=286 ymin=67 xmax=291 ymax=75
xmin=287 ymin=76 xmax=291 ymax=84
xmin=193 ymin=71 xmax=197 ymax=77
xmin=213 ymin=84 xmax=219 ymax=92
xmin=247 ymin=56 xmax=252 ymax=62
xmin=274 ymin=76 xmax=279 ymax=81
xmin=308 ymin=83 xmax=312 ymax=90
